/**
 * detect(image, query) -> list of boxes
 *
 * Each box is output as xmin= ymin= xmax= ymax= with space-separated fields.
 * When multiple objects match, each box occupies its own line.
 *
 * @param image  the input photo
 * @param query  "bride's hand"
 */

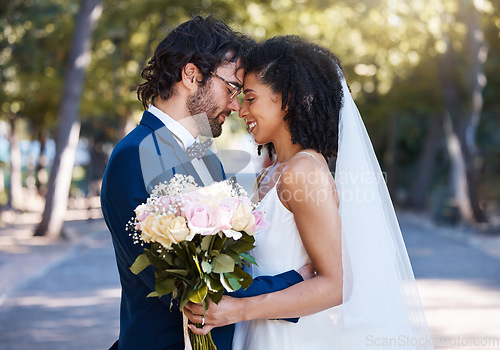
xmin=183 ymin=296 xmax=241 ymax=335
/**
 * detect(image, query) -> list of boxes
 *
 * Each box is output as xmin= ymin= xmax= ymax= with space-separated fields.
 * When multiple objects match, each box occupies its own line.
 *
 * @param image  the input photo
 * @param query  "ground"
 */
xmin=0 ymin=209 xmax=499 ymax=349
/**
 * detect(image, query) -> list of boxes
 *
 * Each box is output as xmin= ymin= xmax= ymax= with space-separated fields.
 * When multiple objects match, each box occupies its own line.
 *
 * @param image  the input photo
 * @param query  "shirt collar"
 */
xmin=148 ymin=105 xmax=196 ymax=149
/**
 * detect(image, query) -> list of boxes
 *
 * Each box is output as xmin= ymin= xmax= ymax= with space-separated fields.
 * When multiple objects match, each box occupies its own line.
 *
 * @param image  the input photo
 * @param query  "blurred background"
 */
xmin=0 ymin=0 xmax=499 ymax=348
xmin=1 ymin=0 xmax=499 ymax=236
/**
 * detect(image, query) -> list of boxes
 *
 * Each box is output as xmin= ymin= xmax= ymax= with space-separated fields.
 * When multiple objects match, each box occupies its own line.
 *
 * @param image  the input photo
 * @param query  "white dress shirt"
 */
xmin=148 ymin=105 xmax=215 ymax=186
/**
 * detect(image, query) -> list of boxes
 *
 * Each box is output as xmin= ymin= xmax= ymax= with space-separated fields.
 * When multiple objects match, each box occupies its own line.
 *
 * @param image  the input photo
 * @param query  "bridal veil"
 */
xmin=334 ymin=75 xmax=433 ymax=349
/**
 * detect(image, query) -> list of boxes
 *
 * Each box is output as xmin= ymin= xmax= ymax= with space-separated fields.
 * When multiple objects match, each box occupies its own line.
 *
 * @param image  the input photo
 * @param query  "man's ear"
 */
xmin=181 ymin=63 xmax=201 ymax=92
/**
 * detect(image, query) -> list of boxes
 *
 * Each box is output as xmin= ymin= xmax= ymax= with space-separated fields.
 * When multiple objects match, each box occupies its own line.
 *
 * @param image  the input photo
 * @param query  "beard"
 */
xmin=187 ymin=83 xmax=226 ymax=138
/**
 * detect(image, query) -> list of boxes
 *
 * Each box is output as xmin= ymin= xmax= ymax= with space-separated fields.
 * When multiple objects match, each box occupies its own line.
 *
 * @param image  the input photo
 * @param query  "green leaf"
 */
xmin=179 ymin=287 xmax=190 ymax=310
xmin=212 ymin=235 xmax=225 ymax=251
xmin=144 ymin=248 xmax=170 ymax=270
xmin=209 ymin=289 xmax=224 ymax=304
xmin=226 ymin=275 xmax=242 ymax=291
xmin=161 ymin=252 xmax=175 ymax=265
xmin=156 ymin=278 xmax=176 ymax=295
xmin=189 ymin=284 xmax=208 ymax=303
xmin=130 ymin=254 xmax=151 ymax=275
xmin=211 ymin=253 xmax=235 ymax=273
xmin=225 ymin=250 xmax=242 ymax=264
xmin=155 ymin=270 xmax=175 ymax=281
xmin=228 ymin=238 xmax=255 ymax=254
xmin=201 ymin=235 xmax=212 ymax=251
xmin=210 ymin=249 xmax=220 ymax=257
xmin=205 ymin=274 xmax=223 ymax=291
xmin=165 ymin=269 xmax=189 ymax=276
xmin=201 ymin=260 xmax=212 ymax=274
xmin=233 ymin=266 xmax=253 ymax=290
xmin=240 ymin=253 xmax=257 ymax=266
xmin=172 ymin=244 xmax=189 ymax=264
xmin=147 ymin=291 xmax=159 ymax=298
xmin=220 ymin=274 xmax=235 ymax=292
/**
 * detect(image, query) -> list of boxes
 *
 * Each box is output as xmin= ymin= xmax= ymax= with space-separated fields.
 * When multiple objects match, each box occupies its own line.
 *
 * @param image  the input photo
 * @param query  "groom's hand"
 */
xmin=297 ymin=263 xmax=316 ymax=280
xmin=183 ymin=296 xmax=241 ymax=335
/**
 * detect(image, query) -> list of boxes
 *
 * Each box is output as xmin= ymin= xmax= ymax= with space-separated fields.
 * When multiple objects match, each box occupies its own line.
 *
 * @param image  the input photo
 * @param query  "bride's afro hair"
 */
xmin=243 ymin=35 xmax=344 ymax=160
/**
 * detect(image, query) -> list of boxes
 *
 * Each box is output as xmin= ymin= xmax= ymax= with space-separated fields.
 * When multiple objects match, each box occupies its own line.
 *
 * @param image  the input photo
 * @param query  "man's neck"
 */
xmin=154 ymin=97 xmax=199 ymax=138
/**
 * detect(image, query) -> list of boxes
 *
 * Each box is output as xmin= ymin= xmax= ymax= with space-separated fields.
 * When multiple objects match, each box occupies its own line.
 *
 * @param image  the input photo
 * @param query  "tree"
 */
xmin=6 ymin=113 xmax=23 ymax=210
xmin=434 ymin=0 xmax=489 ymax=223
xmin=35 ymin=0 xmax=103 ymax=238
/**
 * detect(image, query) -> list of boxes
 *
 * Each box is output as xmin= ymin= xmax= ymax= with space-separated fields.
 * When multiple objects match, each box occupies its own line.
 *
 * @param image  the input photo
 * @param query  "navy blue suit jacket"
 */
xmin=101 ymin=111 xmax=302 ymax=350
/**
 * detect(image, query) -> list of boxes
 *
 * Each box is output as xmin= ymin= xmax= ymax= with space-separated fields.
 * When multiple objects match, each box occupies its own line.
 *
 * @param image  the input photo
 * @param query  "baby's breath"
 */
xmin=228 ymin=176 xmax=248 ymax=197
xmin=151 ymin=174 xmax=199 ymax=197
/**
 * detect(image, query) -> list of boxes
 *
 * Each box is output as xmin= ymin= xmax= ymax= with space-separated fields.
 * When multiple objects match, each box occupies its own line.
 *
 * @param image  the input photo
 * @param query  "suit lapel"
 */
xmin=139 ymin=111 xmax=204 ymax=186
xmin=201 ymin=151 xmax=226 ymax=182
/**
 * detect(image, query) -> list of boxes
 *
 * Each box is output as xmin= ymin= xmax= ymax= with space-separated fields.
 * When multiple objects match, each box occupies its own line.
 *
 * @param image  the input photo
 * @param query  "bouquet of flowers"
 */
xmin=127 ymin=174 xmax=269 ymax=350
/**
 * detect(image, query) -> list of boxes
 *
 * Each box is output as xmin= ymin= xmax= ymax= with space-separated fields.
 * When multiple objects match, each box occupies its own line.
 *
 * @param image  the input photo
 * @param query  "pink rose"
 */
xmin=214 ymin=198 xmax=239 ymax=231
xmin=183 ymin=190 xmax=204 ymax=202
xmin=180 ymin=191 xmax=205 ymax=216
xmin=137 ymin=210 xmax=150 ymax=222
xmin=251 ymin=210 xmax=270 ymax=234
xmin=185 ymin=201 xmax=216 ymax=235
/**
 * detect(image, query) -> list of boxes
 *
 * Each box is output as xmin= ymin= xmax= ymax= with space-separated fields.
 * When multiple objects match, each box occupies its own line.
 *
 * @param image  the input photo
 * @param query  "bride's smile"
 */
xmin=239 ymin=72 xmax=288 ymax=146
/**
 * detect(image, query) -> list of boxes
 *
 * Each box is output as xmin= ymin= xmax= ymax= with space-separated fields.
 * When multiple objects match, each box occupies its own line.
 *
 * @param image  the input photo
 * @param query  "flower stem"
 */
xmin=188 ymin=326 xmax=216 ymax=350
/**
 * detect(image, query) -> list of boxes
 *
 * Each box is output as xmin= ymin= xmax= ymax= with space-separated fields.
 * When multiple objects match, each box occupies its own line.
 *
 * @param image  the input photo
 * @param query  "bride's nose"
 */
xmin=239 ymin=102 xmax=248 ymax=119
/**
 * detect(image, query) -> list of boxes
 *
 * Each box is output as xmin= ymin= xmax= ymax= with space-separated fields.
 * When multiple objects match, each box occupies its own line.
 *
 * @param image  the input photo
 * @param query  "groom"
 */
xmin=101 ymin=16 xmax=303 ymax=350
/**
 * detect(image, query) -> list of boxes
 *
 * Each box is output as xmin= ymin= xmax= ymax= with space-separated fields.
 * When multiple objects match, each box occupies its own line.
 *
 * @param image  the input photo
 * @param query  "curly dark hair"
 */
xmin=137 ymin=15 xmax=253 ymax=110
xmin=243 ymin=35 xmax=344 ymax=160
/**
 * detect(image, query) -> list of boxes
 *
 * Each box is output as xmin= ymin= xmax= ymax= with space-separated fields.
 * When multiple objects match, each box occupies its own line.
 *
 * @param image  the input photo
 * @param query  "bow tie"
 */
xmin=186 ymin=139 xmax=213 ymax=160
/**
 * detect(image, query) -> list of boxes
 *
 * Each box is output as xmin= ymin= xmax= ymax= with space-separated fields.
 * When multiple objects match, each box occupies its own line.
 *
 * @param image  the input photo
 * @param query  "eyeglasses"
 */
xmin=211 ymin=72 xmax=242 ymax=103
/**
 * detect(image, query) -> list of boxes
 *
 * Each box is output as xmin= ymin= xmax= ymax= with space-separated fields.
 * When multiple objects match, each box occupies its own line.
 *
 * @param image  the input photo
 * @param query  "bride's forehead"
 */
xmin=242 ymin=72 xmax=261 ymax=88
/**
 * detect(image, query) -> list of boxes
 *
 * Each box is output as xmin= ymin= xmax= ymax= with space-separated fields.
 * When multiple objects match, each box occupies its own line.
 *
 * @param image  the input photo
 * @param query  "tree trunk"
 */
xmin=35 ymin=0 xmax=103 ymax=238
xmin=436 ymin=1 xmax=488 ymax=224
xmin=36 ymin=130 xmax=49 ymax=197
xmin=442 ymin=111 xmax=473 ymax=222
xmin=407 ymin=114 xmax=443 ymax=210
xmin=462 ymin=1 xmax=488 ymax=223
xmin=86 ymin=136 xmax=108 ymax=197
xmin=0 ymin=164 xmax=4 ymax=194
xmin=7 ymin=114 xmax=23 ymax=210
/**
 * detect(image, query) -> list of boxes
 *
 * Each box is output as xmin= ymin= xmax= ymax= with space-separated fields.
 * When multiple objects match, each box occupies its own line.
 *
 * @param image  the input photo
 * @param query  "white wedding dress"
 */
xmin=232 ymin=74 xmax=433 ymax=349
xmin=232 ymin=167 xmax=342 ymax=350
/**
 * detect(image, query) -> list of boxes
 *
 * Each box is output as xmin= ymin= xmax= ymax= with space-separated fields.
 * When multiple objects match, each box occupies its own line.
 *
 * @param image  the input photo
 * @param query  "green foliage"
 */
xmin=130 ymin=232 xmax=256 ymax=308
xmin=1 ymin=0 xmax=499 ymax=210
xmin=0 ymin=0 xmax=76 ymax=135
xmin=129 ymin=253 xmax=151 ymax=274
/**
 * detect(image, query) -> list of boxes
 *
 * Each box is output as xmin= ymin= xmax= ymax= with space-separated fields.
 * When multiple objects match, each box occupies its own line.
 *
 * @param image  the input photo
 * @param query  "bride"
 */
xmin=185 ymin=36 xmax=433 ymax=349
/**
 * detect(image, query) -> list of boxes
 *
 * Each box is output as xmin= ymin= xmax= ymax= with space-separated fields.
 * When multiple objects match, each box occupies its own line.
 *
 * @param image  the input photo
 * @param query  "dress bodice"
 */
xmin=248 ymin=184 xmax=310 ymax=278
xmin=232 ymin=171 xmax=340 ymax=350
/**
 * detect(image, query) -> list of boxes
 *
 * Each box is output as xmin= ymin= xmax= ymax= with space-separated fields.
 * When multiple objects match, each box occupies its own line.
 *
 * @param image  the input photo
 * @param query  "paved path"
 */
xmin=0 ymin=211 xmax=499 ymax=349
xmin=0 ymin=216 xmax=120 ymax=350
xmin=402 ymin=213 xmax=500 ymax=350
